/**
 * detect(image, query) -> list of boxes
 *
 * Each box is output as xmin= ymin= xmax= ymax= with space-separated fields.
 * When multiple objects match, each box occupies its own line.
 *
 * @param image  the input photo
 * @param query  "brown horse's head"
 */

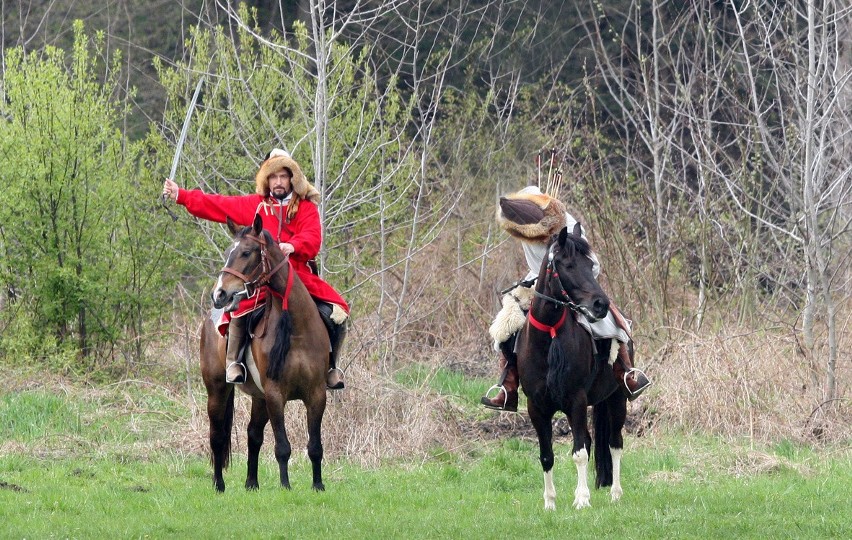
xmin=211 ymin=214 xmax=270 ymax=312
xmin=548 ymin=223 xmax=610 ymax=322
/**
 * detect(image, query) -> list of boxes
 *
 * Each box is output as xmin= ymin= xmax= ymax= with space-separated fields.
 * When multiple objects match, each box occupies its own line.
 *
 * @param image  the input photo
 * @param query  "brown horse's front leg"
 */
xmin=264 ymin=389 xmax=292 ymax=489
xmin=245 ymin=397 xmax=269 ymax=490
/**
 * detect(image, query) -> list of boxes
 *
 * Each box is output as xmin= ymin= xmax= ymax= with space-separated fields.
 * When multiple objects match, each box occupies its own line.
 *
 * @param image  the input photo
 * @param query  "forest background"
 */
xmin=0 ymin=0 xmax=849 ymax=461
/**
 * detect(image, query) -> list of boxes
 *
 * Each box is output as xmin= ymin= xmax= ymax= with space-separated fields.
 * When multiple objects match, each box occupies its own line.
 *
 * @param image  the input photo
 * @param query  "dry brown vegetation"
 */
xmin=5 ymin=232 xmax=847 ymax=468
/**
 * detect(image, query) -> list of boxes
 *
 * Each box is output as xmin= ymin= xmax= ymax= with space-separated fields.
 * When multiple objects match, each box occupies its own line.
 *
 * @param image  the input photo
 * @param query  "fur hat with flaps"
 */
xmin=255 ymin=148 xmax=321 ymax=205
xmin=496 ymin=185 xmax=567 ymax=244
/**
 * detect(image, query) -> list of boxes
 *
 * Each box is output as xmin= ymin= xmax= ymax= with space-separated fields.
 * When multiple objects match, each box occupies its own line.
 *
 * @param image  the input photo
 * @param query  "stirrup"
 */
xmin=624 ymin=367 xmax=651 ymax=397
xmin=226 ymin=361 xmax=247 ymax=385
xmin=326 ymin=367 xmax=345 ymax=390
xmin=481 ymin=384 xmax=508 ymax=408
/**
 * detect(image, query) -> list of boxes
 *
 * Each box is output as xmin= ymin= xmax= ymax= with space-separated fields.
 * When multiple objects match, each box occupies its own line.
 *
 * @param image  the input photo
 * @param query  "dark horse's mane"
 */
xmin=544 ymin=227 xmax=596 ymax=407
xmin=236 ymin=225 xmax=292 ymax=380
xmin=550 ymin=228 xmax=593 ymax=258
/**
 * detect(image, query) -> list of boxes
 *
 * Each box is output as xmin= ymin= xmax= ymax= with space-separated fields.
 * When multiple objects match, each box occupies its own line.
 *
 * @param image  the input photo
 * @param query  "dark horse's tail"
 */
xmin=594 ymin=399 xmax=614 ymax=487
xmin=546 ymin=338 xmax=571 ymax=406
xmin=267 ymin=309 xmax=292 ymax=380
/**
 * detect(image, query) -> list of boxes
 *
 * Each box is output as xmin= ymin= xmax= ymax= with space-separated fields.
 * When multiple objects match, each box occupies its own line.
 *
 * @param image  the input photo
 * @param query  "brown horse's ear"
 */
xmin=252 ymin=213 xmax=263 ymax=236
xmin=572 ymin=222 xmax=582 ymax=237
xmin=226 ymin=217 xmax=240 ymax=236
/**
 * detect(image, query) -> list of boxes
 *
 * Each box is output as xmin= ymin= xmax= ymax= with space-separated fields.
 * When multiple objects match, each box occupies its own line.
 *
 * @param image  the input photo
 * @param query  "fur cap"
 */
xmin=496 ymin=186 xmax=567 ymax=244
xmin=255 ymin=148 xmax=321 ymax=204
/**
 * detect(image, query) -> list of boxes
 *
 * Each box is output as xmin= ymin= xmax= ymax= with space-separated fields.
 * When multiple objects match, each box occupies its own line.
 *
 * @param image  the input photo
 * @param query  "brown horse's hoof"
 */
xmin=226 ymin=361 xmax=246 ymax=384
xmin=326 ymin=368 xmax=345 ymax=390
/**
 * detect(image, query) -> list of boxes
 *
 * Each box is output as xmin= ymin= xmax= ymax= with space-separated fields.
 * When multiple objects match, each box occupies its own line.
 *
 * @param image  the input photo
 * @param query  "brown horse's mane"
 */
xmin=235 ymin=224 xmax=275 ymax=247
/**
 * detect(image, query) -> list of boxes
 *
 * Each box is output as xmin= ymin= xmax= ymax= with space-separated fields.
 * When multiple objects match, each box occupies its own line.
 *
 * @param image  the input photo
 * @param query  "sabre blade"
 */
xmin=169 ymin=76 xmax=205 ymax=180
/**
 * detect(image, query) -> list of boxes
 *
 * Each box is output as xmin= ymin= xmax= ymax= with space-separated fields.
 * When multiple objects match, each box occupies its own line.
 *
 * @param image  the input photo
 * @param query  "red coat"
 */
xmin=177 ymin=188 xmax=349 ymax=327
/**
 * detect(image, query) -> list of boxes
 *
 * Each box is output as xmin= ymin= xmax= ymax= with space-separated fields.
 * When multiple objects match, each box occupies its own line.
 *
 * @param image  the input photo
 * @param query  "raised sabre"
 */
xmin=162 ymin=76 xmax=205 ymax=220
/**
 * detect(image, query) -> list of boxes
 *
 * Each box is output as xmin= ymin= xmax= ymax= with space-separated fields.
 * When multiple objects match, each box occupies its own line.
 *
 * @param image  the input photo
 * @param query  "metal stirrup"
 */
xmin=483 ymin=384 xmax=508 ymax=407
xmin=623 ymin=367 xmax=651 ymax=396
xmin=226 ymin=361 xmax=247 ymax=383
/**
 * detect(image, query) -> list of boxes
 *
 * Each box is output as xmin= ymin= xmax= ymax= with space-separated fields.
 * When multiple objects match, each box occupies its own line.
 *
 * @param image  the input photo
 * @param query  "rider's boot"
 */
xmin=480 ymin=354 xmax=519 ymax=412
xmin=326 ymin=322 xmax=347 ymax=390
xmin=225 ymin=317 xmax=248 ymax=384
xmin=613 ymin=341 xmax=651 ymax=400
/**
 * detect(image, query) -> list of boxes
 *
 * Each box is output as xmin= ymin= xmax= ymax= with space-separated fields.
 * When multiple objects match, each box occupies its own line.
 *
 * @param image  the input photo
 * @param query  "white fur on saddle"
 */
xmin=489 ymin=286 xmax=535 ymax=350
xmin=488 ymin=286 xmax=632 ymax=364
xmin=330 ymin=303 xmax=348 ymax=324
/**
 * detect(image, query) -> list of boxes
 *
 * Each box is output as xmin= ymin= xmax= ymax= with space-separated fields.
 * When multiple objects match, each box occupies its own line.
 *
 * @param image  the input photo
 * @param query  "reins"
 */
xmin=529 ymin=240 xmax=605 ymax=391
xmin=528 ymin=244 xmax=586 ymax=338
xmin=220 ymin=232 xmax=293 ymax=337
xmin=220 ymin=233 xmax=289 ymax=298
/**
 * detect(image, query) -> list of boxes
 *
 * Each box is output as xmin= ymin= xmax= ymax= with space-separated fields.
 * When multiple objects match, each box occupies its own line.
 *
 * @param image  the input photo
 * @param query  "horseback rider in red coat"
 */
xmin=163 ymin=149 xmax=349 ymax=389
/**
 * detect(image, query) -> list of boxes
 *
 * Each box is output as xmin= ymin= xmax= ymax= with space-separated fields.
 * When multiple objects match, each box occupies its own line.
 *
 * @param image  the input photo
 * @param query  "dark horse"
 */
xmin=200 ymin=214 xmax=329 ymax=492
xmin=516 ymin=223 xmax=628 ymax=510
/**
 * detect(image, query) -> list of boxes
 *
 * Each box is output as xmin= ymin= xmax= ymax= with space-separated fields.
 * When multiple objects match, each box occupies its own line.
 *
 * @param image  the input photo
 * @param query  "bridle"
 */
xmin=528 ymin=243 xmax=598 ymax=338
xmin=220 ymin=233 xmax=292 ymax=306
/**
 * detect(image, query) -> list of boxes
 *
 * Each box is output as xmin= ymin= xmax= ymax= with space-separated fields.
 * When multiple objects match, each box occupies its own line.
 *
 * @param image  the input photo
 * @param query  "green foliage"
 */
xmin=0 ymin=304 xmax=77 ymax=372
xmin=0 ymin=435 xmax=849 ymax=538
xmin=0 ymin=392 xmax=82 ymax=441
xmin=0 ymin=22 xmax=180 ymax=370
xmin=149 ymin=6 xmax=418 ymax=306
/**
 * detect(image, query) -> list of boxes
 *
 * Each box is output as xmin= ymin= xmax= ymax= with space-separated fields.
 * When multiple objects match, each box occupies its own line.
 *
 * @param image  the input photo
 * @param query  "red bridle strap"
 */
xmin=528 ymin=306 xmax=567 ymax=339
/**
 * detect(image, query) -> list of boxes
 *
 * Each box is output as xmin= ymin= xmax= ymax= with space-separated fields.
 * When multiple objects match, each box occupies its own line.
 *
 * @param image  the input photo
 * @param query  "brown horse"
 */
xmin=200 ymin=214 xmax=329 ymax=492
xmin=516 ymin=223 xmax=628 ymax=510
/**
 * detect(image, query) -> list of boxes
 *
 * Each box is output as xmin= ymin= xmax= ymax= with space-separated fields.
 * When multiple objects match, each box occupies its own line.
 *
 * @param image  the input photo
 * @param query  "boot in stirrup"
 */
xmin=614 ymin=341 xmax=651 ymax=400
xmin=326 ymin=321 xmax=347 ymax=390
xmin=480 ymin=360 xmax=519 ymax=412
xmin=225 ymin=318 xmax=248 ymax=385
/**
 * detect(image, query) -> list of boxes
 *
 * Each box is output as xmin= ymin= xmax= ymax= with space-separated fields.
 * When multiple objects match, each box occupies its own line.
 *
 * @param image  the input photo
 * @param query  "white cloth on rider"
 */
xmin=516 ymin=186 xmax=601 ymax=280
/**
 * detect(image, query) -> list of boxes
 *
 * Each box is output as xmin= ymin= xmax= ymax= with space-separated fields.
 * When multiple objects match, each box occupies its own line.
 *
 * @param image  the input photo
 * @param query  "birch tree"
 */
xmin=584 ymin=0 xmax=851 ymax=400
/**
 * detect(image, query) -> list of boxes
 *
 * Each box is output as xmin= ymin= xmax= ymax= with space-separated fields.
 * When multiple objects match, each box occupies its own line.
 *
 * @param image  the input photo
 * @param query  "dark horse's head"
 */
xmin=212 ymin=214 xmax=273 ymax=312
xmin=546 ymin=222 xmax=610 ymax=322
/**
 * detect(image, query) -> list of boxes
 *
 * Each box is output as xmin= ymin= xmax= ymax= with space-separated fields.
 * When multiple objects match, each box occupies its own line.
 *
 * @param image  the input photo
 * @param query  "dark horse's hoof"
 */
xmin=312 ymin=482 xmax=326 ymax=492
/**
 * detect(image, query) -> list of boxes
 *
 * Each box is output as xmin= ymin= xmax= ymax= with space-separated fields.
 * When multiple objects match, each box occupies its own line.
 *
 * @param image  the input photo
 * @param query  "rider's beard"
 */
xmin=271 ymin=187 xmax=290 ymax=201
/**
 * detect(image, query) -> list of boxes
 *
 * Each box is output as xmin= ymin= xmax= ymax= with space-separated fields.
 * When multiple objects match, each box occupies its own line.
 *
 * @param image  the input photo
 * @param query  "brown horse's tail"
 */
xmin=267 ymin=309 xmax=292 ymax=380
xmin=594 ymin=400 xmax=614 ymax=488
xmin=217 ymin=388 xmax=236 ymax=470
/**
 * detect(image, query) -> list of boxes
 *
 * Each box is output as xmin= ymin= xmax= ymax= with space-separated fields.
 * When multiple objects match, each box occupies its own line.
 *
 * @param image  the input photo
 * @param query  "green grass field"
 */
xmin=1 ymin=385 xmax=850 ymax=539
